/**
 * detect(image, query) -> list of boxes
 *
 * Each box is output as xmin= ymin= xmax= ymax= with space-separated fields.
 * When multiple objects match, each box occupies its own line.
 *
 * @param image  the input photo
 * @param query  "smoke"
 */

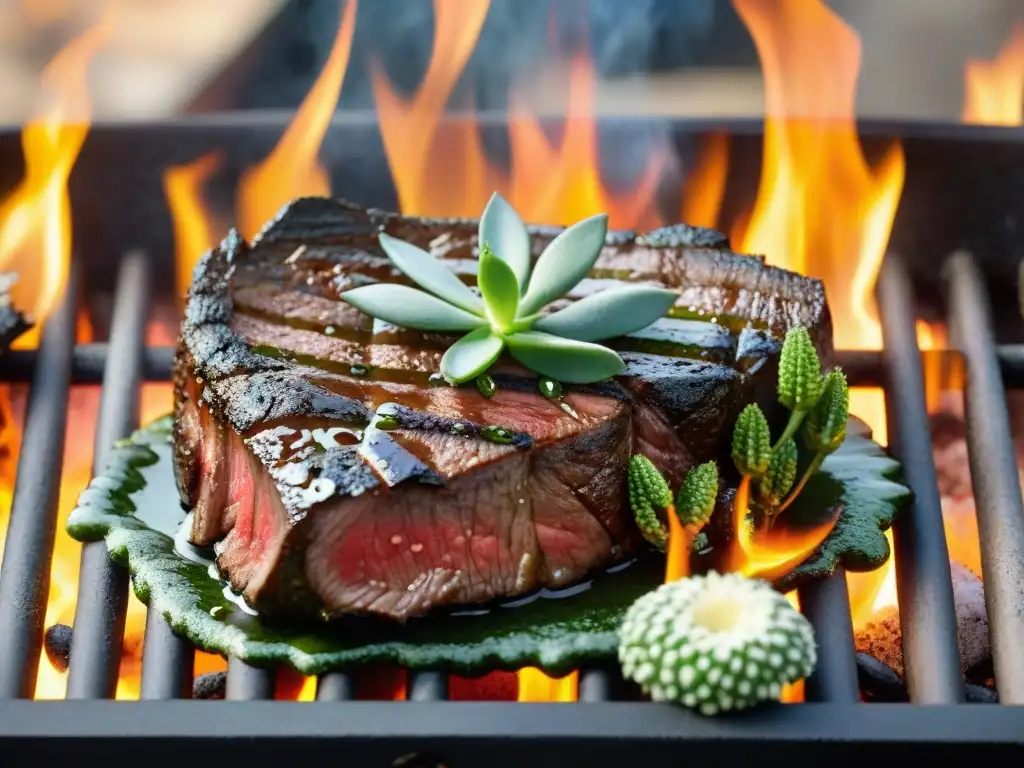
xmin=220 ymin=0 xmax=720 ymax=114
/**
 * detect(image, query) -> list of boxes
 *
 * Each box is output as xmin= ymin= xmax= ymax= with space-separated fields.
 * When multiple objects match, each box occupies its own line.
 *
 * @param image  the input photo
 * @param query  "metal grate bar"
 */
xmin=944 ymin=252 xmax=1024 ymax=704
xmin=407 ymin=671 xmax=449 ymax=701
xmin=0 ymin=264 xmax=78 ymax=699
xmin=797 ymin=571 xmax=858 ymax=702
xmin=876 ymin=255 xmax=964 ymax=704
xmin=316 ymin=672 xmax=354 ymax=701
xmin=0 ymin=345 xmax=173 ymax=384
xmin=2 ymin=700 xmax=1023 ymax=760
xmin=578 ymin=668 xmax=615 ymax=702
xmin=139 ymin=611 xmax=192 ymax=700
xmin=226 ymin=658 xmax=275 ymax=700
xmin=66 ymin=253 xmax=150 ymax=700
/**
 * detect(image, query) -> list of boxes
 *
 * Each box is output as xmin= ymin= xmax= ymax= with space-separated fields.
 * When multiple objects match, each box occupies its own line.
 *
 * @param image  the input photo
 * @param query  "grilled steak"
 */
xmin=173 ymin=197 xmax=832 ymax=622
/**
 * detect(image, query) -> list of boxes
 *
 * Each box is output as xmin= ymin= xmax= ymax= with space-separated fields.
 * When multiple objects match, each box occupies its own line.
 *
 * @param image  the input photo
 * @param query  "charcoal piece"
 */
xmin=44 ymin=623 xmax=73 ymax=672
xmin=0 ymin=272 xmax=32 ymax=352
xmin=854 ymin=559 xmax=990 ymax=676
xmin=965 ymin=683 xmax=998 ymax=704
xmin=855 ymin=652 xmax=908 ymax=702
xmin=192 ymin=670 xmax=227 ymax=699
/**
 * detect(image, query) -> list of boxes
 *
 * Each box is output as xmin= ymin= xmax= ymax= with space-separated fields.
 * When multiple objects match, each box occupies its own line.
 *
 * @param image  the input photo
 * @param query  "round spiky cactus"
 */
xmin=618 ymin=571 xmax=817 ymax=716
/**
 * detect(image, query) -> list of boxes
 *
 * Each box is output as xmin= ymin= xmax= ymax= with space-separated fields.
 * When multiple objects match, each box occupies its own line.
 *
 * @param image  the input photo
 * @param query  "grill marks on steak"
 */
xmin=173 ymin=197 xmax=832 ymax=622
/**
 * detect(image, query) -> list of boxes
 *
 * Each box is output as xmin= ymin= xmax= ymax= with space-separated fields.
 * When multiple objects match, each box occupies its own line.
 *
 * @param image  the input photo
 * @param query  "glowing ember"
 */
xmin=236 ymin=0 xmax=359 ymax=239
xmin=731 ymin=0 xmax=905 ymax=447
xmin=516 ymin=667 xmax=579 ymax=702
xmin=963 ymin=23 xmax=1024 ymax=126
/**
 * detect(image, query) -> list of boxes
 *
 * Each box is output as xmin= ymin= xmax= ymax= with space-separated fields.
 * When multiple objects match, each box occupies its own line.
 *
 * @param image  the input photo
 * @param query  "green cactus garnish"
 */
xmin=803 ymin=368 xmax=849 ymax=456
xmin=778 ymin=327 xmax=823 ymax=411
xmin=675 ymin=461 xmax=719 ymax=529
xmin=777 ymin=370 xmax=850 ymax=516
xmin=759 ymin=438 xmax=798 ymax=508
xmin=731 ymin=404 xmax=771 ymax=478
xmin=619 ymin=571 xmax=817 ymax=715
xmin=628 ymin=454 xmax=673 ymax=549
xmin=773 ymin=327 xmax=824 ymax=449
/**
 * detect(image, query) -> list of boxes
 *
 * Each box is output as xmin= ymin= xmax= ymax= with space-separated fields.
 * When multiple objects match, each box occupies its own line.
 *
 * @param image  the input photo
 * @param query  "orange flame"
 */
xmin=726 ymin=476 xmax=837 ymax=583
xmin=236 ymin=0 xmax=358 ymax=239
xmin=0 ymin=16 xmax=111 ymax=348
xmin=516 ymin=668 xmax=579 ymax=702
xmin=371 ymin=0 xmax=494 ymax=218
xmin=163 ymin=152 xmax=221 ymax=303
xmin=680 ymin=133 xmax=730 ymax=230
xmin=507 ymin=54 xmax=665 ymax=230
xmin=963 ymin=23 xmax=1024 ymax=126
xmin=374 ymin=8 xmax=665 ymax=230
xmin=731 ymin=0 xmax=905 ymax=447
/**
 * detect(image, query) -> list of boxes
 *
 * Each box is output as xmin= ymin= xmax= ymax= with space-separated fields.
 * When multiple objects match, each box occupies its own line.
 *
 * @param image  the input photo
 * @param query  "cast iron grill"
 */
xmin=0 ymin=125 xmax=1023 ymax=762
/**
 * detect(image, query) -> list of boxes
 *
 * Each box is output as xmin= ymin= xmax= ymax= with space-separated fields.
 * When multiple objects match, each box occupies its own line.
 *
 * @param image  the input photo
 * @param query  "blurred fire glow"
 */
xmin=963 ymin=22 xmax=1024 ymax=126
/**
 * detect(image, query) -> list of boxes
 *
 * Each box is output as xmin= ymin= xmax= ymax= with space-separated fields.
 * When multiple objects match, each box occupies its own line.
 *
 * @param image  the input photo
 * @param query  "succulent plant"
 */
xmin=628 ymin=454 xmax=673 ymax=549
xmin=759 ymin=438 xmax=798 ymax=508
xmin=731 ymin=403 xmax=772 ymax=479
xmin=675 ymin=461 xmax=719 ymax=528
xmin=803 ymin=368 xmax=850 ymax=456
xmin=340 ymin=193 xmax=678 ymax=384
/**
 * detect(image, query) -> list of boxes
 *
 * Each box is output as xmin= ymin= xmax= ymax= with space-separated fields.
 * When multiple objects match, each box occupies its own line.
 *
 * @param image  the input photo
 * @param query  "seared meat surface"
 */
xmin=173 ymin=198 xmax=832 ymax=622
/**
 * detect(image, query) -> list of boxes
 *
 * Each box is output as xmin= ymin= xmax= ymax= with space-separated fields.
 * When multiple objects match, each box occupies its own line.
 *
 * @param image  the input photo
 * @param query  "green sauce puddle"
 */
xmin=66 ymin=415 xmax=909 ymax=676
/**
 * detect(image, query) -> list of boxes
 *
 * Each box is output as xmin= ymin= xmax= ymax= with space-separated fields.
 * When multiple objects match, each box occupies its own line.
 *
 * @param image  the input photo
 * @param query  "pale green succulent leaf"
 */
xmin=518 ymin=213 xmax=609 ymax=316
xmin=478 ymin=243 xmax=520 ymax=332
xmin=341 ymin=284 xmax=486 ymax=333
xmin=505 ymin=330 xmax=624 ymax=383
xmin=378 ymin=232 xmax=484 ymax=315
xmin=533 ymin=286 xmax=678 ymax=342
xmin=479 ymin=192 xmax=532 ymax=291
xmin=439 ymin=327 xmax=506 ymax=384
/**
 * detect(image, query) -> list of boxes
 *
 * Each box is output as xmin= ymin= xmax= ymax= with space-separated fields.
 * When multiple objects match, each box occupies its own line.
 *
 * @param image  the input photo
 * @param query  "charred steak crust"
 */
xmin=173 ymin=197 xmax=833 ymax=622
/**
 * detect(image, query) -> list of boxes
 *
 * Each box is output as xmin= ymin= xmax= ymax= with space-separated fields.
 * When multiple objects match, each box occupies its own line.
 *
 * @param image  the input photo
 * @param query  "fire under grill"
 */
xmin=0 ymin=117 xmax=1023 ymax=762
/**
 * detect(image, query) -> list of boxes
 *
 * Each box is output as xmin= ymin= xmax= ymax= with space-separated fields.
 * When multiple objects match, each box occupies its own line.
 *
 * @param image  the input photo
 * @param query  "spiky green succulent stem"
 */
xmin=775 ymin=453 xmax=826 ymax=517
xmin=772 ymin=410 xmax=804 ymax=452
xmin=628 ymin=455 xmax=673 ymax=550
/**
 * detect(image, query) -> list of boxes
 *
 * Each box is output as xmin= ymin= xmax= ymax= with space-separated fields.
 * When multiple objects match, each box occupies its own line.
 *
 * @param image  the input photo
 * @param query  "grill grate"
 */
xmin=0 ymin=248 xmax=1022 ymax=761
